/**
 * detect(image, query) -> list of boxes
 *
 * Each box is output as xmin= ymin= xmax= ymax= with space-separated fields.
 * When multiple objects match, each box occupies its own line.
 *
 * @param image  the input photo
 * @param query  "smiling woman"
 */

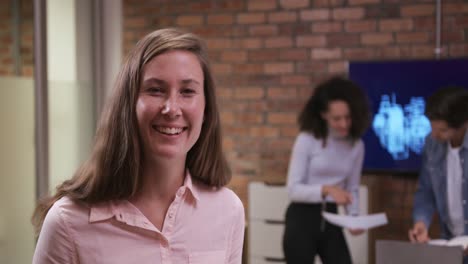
xmin=136 ymin=50 xmax=205 ymax=163
xmin=31 ymin=28 xmax=245 ymax=264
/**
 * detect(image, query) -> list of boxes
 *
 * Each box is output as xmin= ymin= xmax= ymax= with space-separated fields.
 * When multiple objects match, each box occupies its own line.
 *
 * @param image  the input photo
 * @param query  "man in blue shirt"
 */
xmin=409 ymin=87 xmax=468 ymax=255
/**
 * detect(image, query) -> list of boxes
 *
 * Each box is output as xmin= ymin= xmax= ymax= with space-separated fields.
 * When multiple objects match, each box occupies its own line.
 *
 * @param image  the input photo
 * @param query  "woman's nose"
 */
xmin=161 ymin=97 xmax=181 ymax=117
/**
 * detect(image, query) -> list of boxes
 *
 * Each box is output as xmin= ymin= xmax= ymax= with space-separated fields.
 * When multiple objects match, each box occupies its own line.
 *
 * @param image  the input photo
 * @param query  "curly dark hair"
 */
xmin=298 ymin=76 xmax=371 ymax=140
xmin=425 ymin=86 xmax=468 ymax=129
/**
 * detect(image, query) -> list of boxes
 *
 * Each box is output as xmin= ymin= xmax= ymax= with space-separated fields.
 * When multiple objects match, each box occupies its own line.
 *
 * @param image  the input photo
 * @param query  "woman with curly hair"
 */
xmin=283 ymin=76 xmax=371 ymax=264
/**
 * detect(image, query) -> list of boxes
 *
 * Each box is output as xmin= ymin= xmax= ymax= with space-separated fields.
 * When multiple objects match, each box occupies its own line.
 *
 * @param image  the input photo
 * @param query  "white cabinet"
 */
xmin=248 ymin=182 xmax=369 ymax=264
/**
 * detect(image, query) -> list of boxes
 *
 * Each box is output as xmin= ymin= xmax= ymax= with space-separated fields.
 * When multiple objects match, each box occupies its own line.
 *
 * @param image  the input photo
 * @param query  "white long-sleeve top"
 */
xmin=286 ymin=132 xmax=364 ymax=215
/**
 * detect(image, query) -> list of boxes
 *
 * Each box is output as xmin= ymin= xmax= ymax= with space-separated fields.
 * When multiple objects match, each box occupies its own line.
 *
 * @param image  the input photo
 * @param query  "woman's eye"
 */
xmin=147 ymin=87 xmax=163 ymax=94
xmin=181 ymin=88 xmax=196 ymax=95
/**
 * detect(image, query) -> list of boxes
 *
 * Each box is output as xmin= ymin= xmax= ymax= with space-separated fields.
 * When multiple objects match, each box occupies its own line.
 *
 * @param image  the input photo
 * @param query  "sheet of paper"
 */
xmin=322 ymin=212 xmax=388 ymax=229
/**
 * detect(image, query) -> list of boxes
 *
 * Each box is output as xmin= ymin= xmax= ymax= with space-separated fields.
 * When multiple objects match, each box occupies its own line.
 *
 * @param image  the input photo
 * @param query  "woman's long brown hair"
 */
xmin=31 ymin=28 xmax=231 ymax=235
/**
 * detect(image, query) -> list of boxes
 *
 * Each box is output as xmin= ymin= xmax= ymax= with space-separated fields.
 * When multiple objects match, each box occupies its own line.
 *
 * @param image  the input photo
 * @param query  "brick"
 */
xmin=278 ymin=24 xmax=310 ymax=35
xmin=221 ymin=51 xmax=247 ymax=63
xmin=442 ymin=31 xmax=464 ymax=43
xmin=237 ymin=13 xmax=266 ymax=24
xmin=396 ymin=32 xmax=429 ymax=43
xmin=206 ymin=38 xmax=233 ymax=49
xmin=268 ymin=12 xmax=298 ymax=23
xmin=234 ymin=87 xmax=265 ymax=100
xmin=228 ymin=175 xmax=250 ymax=209
xmin=232 ymin=38 xmax=263 ymax=49
xmin=401 ymin=5 xmax=435 ymax=17
xmin=455 ymin=17 xmax=468 ymax=27
xmin=221 ymin=100 xmax=268 ymax=112
xmin=188 ymin=2 xmax=214 ymax=12
xmin=344 ymin=47 xmax=376 ymax=60
xmin=232 ymin=64 xmax=264 ymax=74
xmin=348 ymin=0 xmax=379 ymax=5
xmin=442 ymin=3 xmax=468 ymax=14
xmin=224 ymin=126 xmax=251 ymax=138
xmin=380 ymin=19 xmax=414 ymax=32
xmin=264 ymin=63 xmax=294 ymax=74
xmin=265 ymin=140 xmax=293 ymax=154
xmin=248 ymin=0 xmax=277 ymax=11
xmin=234 ymin=112 xmax=264 ymax=124
xmin=281 ymin=75 xmax=311 ymax=85
xmin=249 ymin=25 xmax=279 ymax=36
xmin=2 ymin=57 xmax=13 ymax=64
xmin=413 ymin=17 xmax=435 ymax=30
xmin=280 ymin=126 xmax=299 ymax=137
xmin=311 ymin=48 xmax=342 ymax=60
xmin=21 ymin=65 xmax=33 ymax=76
xmin=313 ymin=0 xmax=346 ymax=7
xmin=152 ymin=16 xmax=175 ymax=27
xmin=267 ymin=87 xmax=298 ymax=99
xmin=208 ymin=51 xmax=221 ymax=61
xmin=248 ymin=50 xmax=280 ymax=61
xmin=220 ymin=111 xmax=235 ymax=124
xmin=345 ymin=20 xmax=377 ymax=32
xmin=249 ymin=126 xmax=280 ymax=138
xmin=296 ymin=62 xmax=328 ymax=73
xmin=20 ymin=33 xmax=33 ymax=43
xmin=218 ymin=1 xmax=246 ymax=11
xmin=267 ymin=113 xmax=297 ymax=124
xmin=217 ymin=87 xmax=234 ymax=101
xmin=449 ymin=44 xmax=468 ymax=57
xmin=280 ymin=0 xmax=310 ymax=9
xmin=300 ymin=9 xmax=330 ymax=21
xmin=312 ymin=21 xmax=343 ymax=33
xmin=332 ymin=7 xmax=365 ymax=20
xmin=265 ymin=37 xmax=294 ymax=48
xmin=125 ymin=17 xmax=146 ymax=28
xmin=328 ymin=61 xmax=348 ymax=74
xmin=207 ymin=15 xmax=234 ymax=25
xmin=361 ymin=33 xmax=394 ymax=45
xmin=411 ymin=45 xmax=435 ymax=58
xmin=212 ymin=63 xmax=232 ymax=74
xmin=176 ymin=15 xmax=203 ymax=26
xmin=443 ymin=17 xmax=456 ymax=30
xmin=267 ymin=99 xmax=304 ymax=113
xmin=377 ymin=46 xmax=402 ymax=59
xmin=327 ymin=34 xmax=360 ymax=47
xmin=296 ymin=35 xmax=327 ymax=47
xmin=222 ymin=137 xmax=234 ymax=151
xmin=279 ymin=49 xmax=309 ymax=61
xmin=366 ymin=5 xmax=400 ymax=18
xmin=246 ymin=74 xmax=280 ymax=86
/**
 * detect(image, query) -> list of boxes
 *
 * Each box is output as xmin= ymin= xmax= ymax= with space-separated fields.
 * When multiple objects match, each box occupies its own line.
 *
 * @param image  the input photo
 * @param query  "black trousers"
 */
xmin=283 ymin=202 xmax=352 ymax=264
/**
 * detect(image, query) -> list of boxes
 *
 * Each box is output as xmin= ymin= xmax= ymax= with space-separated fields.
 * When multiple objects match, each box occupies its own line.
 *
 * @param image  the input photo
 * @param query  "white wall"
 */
xmin=0 ymin=77 xmax=35 ymax=264
xmin=47 ymin=0 xmax=94 ymax=190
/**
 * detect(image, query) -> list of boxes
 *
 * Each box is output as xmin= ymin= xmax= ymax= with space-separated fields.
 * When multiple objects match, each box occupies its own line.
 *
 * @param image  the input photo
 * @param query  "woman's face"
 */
xmin=321 ymin=100 xmax=352 ymax=138
xmin=136 ymin=50 xmax=205 ymax=161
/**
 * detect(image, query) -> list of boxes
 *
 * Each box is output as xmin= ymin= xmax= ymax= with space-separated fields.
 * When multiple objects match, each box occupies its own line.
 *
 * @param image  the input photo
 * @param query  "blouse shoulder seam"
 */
xmin=56 ymin=201 xmax=80 ymax=261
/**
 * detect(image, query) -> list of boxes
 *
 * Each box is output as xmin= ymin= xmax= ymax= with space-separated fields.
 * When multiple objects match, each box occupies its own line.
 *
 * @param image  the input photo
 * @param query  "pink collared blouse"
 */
xmin=32 ymin=175 xmax=245 ymax=264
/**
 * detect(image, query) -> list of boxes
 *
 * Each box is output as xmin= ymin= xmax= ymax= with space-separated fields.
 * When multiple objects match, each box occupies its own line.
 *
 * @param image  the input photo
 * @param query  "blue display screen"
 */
xmin=349 ymin=59 xmax=468 ymax=172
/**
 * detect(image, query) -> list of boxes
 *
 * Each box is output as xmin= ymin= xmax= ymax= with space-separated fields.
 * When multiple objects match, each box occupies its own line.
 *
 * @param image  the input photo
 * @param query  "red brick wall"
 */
xmin=0 ymin=0 xmax=34 ymax=77
xmin=122 ymin=1 xmax=467 ymax=251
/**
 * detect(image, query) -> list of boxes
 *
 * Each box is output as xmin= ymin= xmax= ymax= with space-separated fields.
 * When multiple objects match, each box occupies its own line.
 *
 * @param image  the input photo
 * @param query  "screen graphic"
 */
xmin=349 ymin=59 xmax=468 ymax=172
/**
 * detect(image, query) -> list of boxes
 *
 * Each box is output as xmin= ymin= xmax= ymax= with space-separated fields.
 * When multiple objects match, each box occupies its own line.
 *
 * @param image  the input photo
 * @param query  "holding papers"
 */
xmin=322 ymin=212 xmax=388 ymax=229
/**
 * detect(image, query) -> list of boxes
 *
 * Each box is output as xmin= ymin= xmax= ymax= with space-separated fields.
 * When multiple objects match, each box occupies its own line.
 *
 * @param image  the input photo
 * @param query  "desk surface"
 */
xmin=376 ymin=240 xmax=463 ymax=264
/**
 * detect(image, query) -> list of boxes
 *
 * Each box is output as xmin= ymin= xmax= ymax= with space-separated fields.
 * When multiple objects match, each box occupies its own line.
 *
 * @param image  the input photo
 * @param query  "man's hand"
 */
xmin=322 ymin=185 xmax=352 ymax=205
xmin=408 ymin=221 xmax=430 ymax=243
